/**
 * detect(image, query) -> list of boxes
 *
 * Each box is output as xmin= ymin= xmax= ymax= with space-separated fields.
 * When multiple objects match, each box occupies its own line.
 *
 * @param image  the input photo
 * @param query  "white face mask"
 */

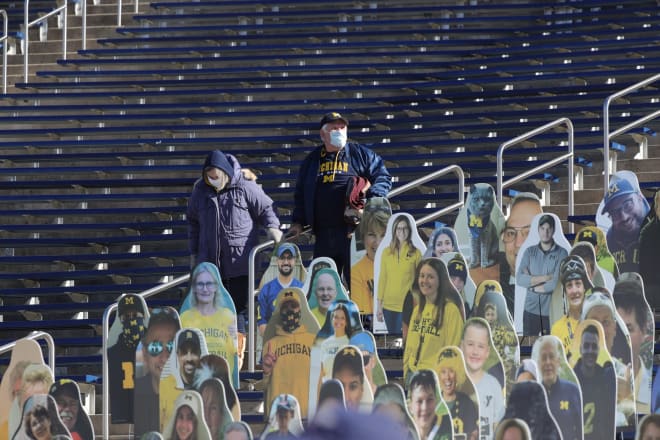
xmin=329 ymin=130 xmax=347 ymax=148
xmin=208 ymin=171 xmax=229 ymax=190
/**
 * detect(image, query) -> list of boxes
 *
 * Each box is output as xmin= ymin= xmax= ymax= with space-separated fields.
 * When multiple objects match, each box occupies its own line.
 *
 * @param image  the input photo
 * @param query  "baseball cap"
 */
xmin=349 ymin=331 xmax=375 ymax=355
xmin=320 ymin=112 xmax=349 ymax=128
xmin=118 ymin=293 xmax=143 ymax=317
xmin=601 ymin=177 xmax=637 ymax=215
xmin=575 ymin=227 xmax=598 ymax=246
xmin=276 ymin=394 xmax=295 ymax=412
xmin=447 ymin=256 xmax=467 ymax=282
xmin=277 ymin=243 xmax=297 ymax=258
xmin=560 ymin=255 xmax=593 ymax=289
xmin=279 ymin=289 xmax=301 ymax=307
xmin=49 ymin=379 xmax=78 ymax=399
xmin=177 ymin=329 xmax=201 ymax=351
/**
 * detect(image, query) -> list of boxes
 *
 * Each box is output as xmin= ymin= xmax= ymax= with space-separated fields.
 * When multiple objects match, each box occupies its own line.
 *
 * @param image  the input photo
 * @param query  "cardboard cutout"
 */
xmin=531 ymin=335 xmax=583 ymax=440
xmin=159 ymin=328 xmax=209 ymax=432
xmin=454 ymin=183 xmax=506 ymax=287
xmin=441 ymin=252 xmax=477 ymax=314
xmin=652 ymin=373 xmax=660 ymax=414
xmin=472 ymin=280 xmax=520 ymax=401
xmin=305 ymin=268 xmax=349 ymax=328
xmin=161 ymin=389 xmax=212 ymax=440
xmin=612 ymin=272 xmax=654 ymax=415
xmin=406 ymin=369 xmax=455 ymax=440
xmin=223 ymin=421 xmax=253 ymax=440
xmin=195 ymin=356 xmax=240 ymax=422
xmin=134 ymin=306 xmax=182 ymax=438
xmin=373 ymin=212 xmax=426 ymax=335
xmin=349 ymin=331 xmax=388 ymax=399
xmin=350 ymin=197 xmax=392 ymax=315
xmin=316 ymin=379 xmax=346 ymax=416
xmin=49 ymin=379 xmax=94 ymax=440
xmin=423 ymin=225 xmax=459 ymax=259
xmin=569 ymin=320 xmax=617 ymax=440
xmin=403 ymin=258 xmax=465 ymax=382
xmin=301 ymin=257 xmax=338 ymax=299
xmin=503 ymin=381 xmax=561 ymax=439
xmin=261 ymin=394 xmax=304 ymax=440
xmin=639 ymin=189 xmax=660 ymax=309
xmin=596 ymin=170 xmax=650 ymax=274
xmin=7 ymin=364 xmax=55 ymax=440
xmin=180 ymin=262 xmax=239 ymax=388
xmin=514 ymin=213 xmax=570 ymax=335
xmin=636 ymin=414 xmax=660 ymax=440
xmin=262 ymin=287 xmax=320 ymax=419
xmin=493 ymin=419 xmax=531 ymax=440
xmin=197 ymin=378 xmax=234 ymax=440
xmin=580 ymin=288 xmax=636 ymax=429
xmin=574 ymin=226 xmax=619 ymax=278
xmin=0 ymin=338 xmax=46 ymax=440
xmin=12 ymin=394 xmax=72 ymax=440
xmin=460 ymin=317 xmax=506 ymax=440
xmin=108 ymin=293 xmax=149 ymax=424
xmin=435 ymin=346 xmax=480 ymax=440
xmin=330 ymin=345 xmax=374 ymax=412
xmin=373 ymin=383 xmax=421 ymax=440
xmin=307 ymin=300 xmax=363 ymax=417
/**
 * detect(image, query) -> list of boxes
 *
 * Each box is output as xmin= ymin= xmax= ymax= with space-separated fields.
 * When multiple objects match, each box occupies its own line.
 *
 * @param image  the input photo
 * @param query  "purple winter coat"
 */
xmin=187 ymin=150 xmax=280 ymax=279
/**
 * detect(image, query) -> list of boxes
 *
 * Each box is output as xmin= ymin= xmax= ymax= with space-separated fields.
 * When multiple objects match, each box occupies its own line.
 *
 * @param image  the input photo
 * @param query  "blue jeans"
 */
xmin=383 ymin=308 xmax=403 ymax=335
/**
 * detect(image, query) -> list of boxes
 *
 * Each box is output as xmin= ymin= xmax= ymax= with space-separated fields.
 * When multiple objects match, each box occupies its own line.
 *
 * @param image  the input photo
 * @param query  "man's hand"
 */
xmin=267 ymin=227 xmax=283 ymax=243
xmin=262 ymin=341 xmax=277 ymax=375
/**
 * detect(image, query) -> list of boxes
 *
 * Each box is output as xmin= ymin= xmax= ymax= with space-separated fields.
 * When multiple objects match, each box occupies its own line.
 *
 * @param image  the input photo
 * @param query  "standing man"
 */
xmin=289 ymin=112 xmax=392 ymax=281
xmin=517 ymin=214 xmax=567 ymax=335
xmin=600 ymin=171 xmax=649 ymax=273
xmin=257 ymin=243 xmax=305 ymax=336
xmin=187 ymin=149 xmax=283 ymax=367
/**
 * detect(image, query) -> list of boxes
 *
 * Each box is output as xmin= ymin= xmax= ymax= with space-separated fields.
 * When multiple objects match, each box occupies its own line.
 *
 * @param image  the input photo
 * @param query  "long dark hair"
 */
xmin=411 ymin=258 xmax=461 ymax=329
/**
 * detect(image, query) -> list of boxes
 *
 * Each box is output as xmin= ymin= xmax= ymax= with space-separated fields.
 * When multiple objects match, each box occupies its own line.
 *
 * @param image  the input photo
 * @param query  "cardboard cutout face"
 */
xmin=331 ymin=345 xmax=374 ymax=412
xmin=503 ymin=381 xmax=561 ymax=440
xmin=307 ymin=300 xmax=363 ymax=418
xmin=262 ymin=287 xmax=320 ymax=420
xmin=596 ymin=170 xmax=650 ymax=274
xmin=11 ymin=364 xmax=55 ymax=440
xmin=403 ymin=258 xmax=466 ymax=381
xmin=108 ymin=293 xmax=149 ymax=424
xmin=440 ymin=252 xmax=477 ymax=313
xmin=49 ymin=380 xmax=94 ymax=440
xmin=197 ymin=378 xmax=233 ymax=440
xmin=350 ymin=197 xmax=392 ymax=315
xmin=574 ymin=225 xmax=619 ymax=280
xmin=159 ymin=328 xmax=209 ymax=432
xmin=636 ymin=414 xmax=660 ymax=440
xmin=306 ymin=268 xmax=350 ymax=329
xmin=514 ymin=213 xmax=571 ymax=335
xmin=349 ymin=331 xmax=388 ymax=399
xmin=262 ymin=394 xmax=305 ymax=439
xmin=569 ymin=319 xmax=617 ymax=439
xmin=0 ymin=338 xmax=46 ymax=440
xmin=161 ymin=390 xmax=212 ymax=440
xmin=12 ymin=394 xmax=72 ymax=440
xmin=531 ymin=335 xmax=583 ymax=440
xmin=454 ymin=183 xmax=506 ymax=286
xmin=434 ymin=346 xmax=480 ymax=440
xmin=373 ymin=383 xmax=421 ymax=440
xmin=494 ymin=418 xmax=531 ymax=440
xmin=180 ymin=262 xmax=239 ymax=388
xmin=424 ymin=225 xmax=459 ymax=259
xmin=612 ymin=272 xmax=655 ymax=415
xmin=196 ymin=355 xmax=240 ymax=422
xmin=302 ymin=257 xmax=338 ymax=300
xmin=373 ymin=212 xmax=426 ymax=335
xmin=134 ymin=306 xmax=182 ymax=438
xmin=406 ymin=369 xmax=455 ymax=440
xmin=460 ymin=317 xmax=506 ymax=439
xmin=472 ymin=280 xmax=520 ymax=401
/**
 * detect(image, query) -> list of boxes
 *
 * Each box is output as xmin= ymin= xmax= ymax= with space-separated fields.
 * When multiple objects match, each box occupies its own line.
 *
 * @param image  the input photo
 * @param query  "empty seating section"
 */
xmin=0 ymin=0 xmax=658 ymax=433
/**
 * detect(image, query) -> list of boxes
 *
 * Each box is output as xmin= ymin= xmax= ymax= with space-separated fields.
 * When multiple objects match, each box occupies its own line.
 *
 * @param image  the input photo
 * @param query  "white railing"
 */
xmin=117 ymin=0 xmax=140 ymax=27
xmin=0 ymin=331 xmax=56 ymax=370
xmin=0 ymin=10 xmax=7 ymax=94
xmin=247 ymin=164 xmax=466 ymax=371
xmin=603 ymin=73 xmax=660 ymax=193
xmin=23 ymin=0 xmax=68 ymax=83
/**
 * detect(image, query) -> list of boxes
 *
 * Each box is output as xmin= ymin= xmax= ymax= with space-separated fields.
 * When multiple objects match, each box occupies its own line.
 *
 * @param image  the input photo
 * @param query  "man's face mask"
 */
xmin=280 ymin=306 xmax=301 ymax=332
xmin=207 ymin=170 xmax=229 ymax=190
xmin=121 ymin=316 xmax=145 ymax=348
xmin=329 ymin=130 xmax=347 ymax=148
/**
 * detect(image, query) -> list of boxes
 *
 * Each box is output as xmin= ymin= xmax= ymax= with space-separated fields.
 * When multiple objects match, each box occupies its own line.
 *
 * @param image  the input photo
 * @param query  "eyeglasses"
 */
xmin=501 ymin=225 xmax=531 ymax=243
xmin=607 ymin=197 xmax=635 ymax=221
xmin=147 ymin=340 xmax=174 ymax=356
xmin=195 ymin=281 xmax=217 ymax=290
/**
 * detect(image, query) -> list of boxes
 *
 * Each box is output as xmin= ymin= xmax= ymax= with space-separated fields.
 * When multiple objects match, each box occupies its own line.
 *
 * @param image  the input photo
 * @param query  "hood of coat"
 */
xmin=202 ymin=150 xmax=238 ymax=186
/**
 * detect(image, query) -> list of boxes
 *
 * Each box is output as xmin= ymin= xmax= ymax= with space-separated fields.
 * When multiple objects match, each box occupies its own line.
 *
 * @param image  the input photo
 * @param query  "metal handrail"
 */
xmin=81 ymin=0 xmax=87 ymax=50
xmin=117 ymin=0 xmax=140 ymax=27
xmin=0 ymin=331 xmax=56 ymax=370
xmin=23 ymin=0 xmax=68 ymax=83
xmin=497 ymin=117 xmax=574 ymax=233
xmin=603 ymin=73 xmax=660 ymax=193
xmin=101 ymin=274 xmax=190 ymax=440
xmin=0 ymin=10 xmax=7 ymax=94
xmin=247 ymin=164 xmax=465 ymax=371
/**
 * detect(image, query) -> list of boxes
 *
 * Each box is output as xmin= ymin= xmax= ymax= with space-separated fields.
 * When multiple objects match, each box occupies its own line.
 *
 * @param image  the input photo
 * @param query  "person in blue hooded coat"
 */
xmin=187 ymin=149 xmax=282 ymax=366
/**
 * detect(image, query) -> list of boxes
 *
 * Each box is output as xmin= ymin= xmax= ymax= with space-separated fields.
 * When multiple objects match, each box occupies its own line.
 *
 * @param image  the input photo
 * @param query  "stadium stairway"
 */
xmin=0 ymin=0 xmax=659 ymax=437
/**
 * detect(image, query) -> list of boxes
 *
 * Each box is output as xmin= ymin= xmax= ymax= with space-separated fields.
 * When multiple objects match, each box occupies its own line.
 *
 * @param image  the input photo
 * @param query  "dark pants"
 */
xmin=523 ymin=310 xmax=550 ymax=336
xmin=223 ymin=275 xmax=249 ymax=334
xmin=383 ymin=309 xmax=403 ymax=335
xmin=314 ymin=226 xmax=351 ymax=285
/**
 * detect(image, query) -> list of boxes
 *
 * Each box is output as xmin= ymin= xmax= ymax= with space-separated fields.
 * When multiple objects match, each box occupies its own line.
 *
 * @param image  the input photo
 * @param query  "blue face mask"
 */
xmin=329 ymin=130 xmax=347 ymax=148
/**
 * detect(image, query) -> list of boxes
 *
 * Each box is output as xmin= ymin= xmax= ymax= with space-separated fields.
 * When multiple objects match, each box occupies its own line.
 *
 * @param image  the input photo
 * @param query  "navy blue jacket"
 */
xmin=187 ymin=151 xmax=280 ymax=278
xmin=292 ymin=142 xmax=392 ymax=232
